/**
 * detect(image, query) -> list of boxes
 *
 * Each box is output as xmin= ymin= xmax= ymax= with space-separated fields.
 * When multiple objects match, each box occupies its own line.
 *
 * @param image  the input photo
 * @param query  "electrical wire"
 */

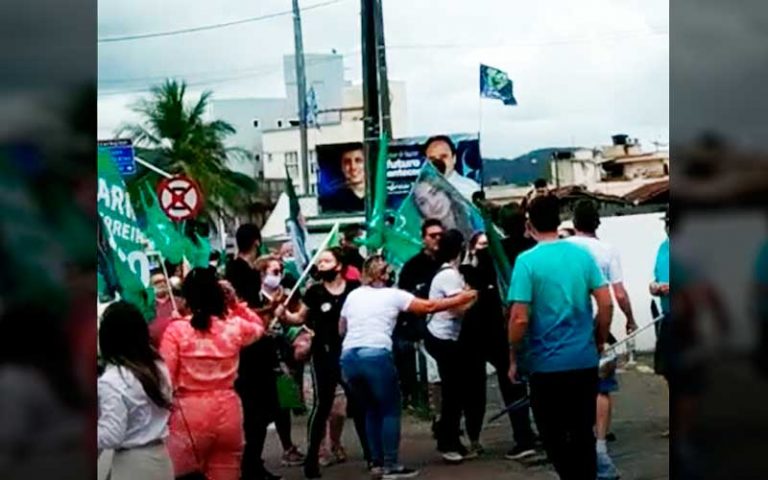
xmin=98 ymin=0 xmax=345 ymax=43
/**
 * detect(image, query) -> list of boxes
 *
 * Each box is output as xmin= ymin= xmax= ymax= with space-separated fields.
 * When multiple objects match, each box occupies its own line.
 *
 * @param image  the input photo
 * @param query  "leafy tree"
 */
xmin=119 ymin=80 xmax=259 ymax=225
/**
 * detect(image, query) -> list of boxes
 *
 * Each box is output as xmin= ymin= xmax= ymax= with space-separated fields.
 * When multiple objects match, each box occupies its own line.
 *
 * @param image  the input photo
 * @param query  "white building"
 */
xmin=262 ymin=80 xmax=408 ymax=195
xmin=209 ymin=53 xmax=350 ymax=201
xmin=549 ymin=148 xmax=603 ymax=188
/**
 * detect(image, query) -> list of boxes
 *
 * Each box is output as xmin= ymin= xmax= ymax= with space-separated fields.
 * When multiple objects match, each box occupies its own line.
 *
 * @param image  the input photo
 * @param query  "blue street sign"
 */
xmin=98 ymin=139 xmax=136 ymax=176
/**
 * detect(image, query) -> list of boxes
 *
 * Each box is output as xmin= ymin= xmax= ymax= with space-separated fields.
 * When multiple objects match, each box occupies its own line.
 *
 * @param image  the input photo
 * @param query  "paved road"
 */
xmin=263 ymin=360 xmax=670 ymax=480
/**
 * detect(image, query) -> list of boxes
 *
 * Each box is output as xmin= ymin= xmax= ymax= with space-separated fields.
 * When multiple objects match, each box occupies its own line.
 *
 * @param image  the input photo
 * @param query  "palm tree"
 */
xmin=119 ymin=79 xmax=260 ymax=226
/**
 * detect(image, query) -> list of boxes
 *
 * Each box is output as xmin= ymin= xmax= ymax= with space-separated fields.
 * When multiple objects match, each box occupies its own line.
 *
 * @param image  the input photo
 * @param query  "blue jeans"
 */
xmin=340 ymin=347 xmax=402 ymax=469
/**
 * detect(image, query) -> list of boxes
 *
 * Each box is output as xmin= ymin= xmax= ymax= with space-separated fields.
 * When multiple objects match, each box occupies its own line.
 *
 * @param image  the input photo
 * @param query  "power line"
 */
xmin=98 ymin=0 xmax=345 ymax=43
xmin=98 ymin=28 xmax=667 ymax=95
xmin=97 ymin=52 xmax=358 ymax=97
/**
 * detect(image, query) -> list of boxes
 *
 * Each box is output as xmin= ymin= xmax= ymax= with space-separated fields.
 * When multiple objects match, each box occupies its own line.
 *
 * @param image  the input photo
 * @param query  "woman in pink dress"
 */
xmin=159 ymin=267 xmax=265 ymax=480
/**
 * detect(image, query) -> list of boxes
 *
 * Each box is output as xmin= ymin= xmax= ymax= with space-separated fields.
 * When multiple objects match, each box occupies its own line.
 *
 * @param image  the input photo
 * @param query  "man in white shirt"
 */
xmin=424 ymin=136 xmax=480 ymax=200
xmin=567 ymin=199 xmax=638 ymax=480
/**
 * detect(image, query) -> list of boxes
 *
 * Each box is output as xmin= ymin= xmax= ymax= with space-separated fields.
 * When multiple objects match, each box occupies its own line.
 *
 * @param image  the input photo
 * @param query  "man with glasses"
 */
xmin=396 ymin=219 xmax=445 ymax=413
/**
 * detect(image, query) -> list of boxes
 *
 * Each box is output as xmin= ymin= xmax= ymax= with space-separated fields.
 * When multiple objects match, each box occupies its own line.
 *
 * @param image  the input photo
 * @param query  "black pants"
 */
xmin=305 ymin=347 xmax=370 ymax=469
xmin=238 ymin=369 xmax=279 ymax=478
xmin=462 ymin=331 xmax=536 ymax=447
xmin=424 ymin=331 xmax=465 ymax=451
xmin=393 ymin=338 xmax=418 ymax=408
xmin=529 ymin=367 xmax=598 ymax=480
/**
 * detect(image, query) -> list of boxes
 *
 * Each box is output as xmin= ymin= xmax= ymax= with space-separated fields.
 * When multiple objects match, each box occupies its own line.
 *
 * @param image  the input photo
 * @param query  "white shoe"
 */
xmin=441 ymin=451 xmax=464 ymax=464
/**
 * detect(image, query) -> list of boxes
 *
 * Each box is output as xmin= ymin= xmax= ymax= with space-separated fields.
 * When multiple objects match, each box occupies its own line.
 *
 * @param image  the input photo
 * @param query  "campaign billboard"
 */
xmin=316 ymin=133 xmax=481 ymax=214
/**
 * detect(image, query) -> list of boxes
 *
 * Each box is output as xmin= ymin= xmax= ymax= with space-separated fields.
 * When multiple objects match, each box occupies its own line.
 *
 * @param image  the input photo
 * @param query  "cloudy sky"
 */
xmin=98 ymin=0 xmax=669 ymax=158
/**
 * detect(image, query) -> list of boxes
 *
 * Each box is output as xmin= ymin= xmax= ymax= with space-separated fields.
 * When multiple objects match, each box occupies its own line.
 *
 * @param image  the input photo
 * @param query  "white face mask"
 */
xmin=263 ymin=274 xmax=282 ymax=290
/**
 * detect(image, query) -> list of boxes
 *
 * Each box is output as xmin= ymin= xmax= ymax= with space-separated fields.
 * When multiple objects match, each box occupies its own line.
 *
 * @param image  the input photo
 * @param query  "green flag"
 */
xmin=383 ymin=161 xmax=485 ymax=271
xmin=183 ymin=232 xmax=212 ymax=269
xmin=98 ymin=151 xmax=155 ymax=320
xmin=138 ymin=184 xmax=186 ymax=264
xmin=366 ymin=132 xmax=390 ymax=251
xmin=479 ymin=206 xmax=513 ymax=302
xmin=285 ymin=167 xmax=310 ymax=271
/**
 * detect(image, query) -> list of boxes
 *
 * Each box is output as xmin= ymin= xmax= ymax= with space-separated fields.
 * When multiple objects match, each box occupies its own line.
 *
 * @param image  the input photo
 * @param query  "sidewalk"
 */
xmin=263 ymin=361 xmax=670 ymax=480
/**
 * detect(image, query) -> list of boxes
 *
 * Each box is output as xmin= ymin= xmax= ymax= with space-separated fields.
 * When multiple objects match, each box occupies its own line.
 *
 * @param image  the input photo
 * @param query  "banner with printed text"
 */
xmin=97 ymin=151 xmax=155 ymax=319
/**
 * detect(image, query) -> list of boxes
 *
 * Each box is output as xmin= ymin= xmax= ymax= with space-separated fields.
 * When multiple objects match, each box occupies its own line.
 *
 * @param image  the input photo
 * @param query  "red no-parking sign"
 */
xmin=157 ymin=175 xmax=203 ymax=221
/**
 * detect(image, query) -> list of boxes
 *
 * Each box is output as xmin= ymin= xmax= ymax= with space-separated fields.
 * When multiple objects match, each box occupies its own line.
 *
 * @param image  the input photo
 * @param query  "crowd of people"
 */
xmin=97 ymin=191 xmax=671 ymax=480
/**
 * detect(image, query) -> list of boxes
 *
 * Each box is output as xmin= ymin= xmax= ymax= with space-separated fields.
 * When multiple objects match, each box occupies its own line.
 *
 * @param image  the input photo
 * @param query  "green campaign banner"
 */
xmin=98 ymin=151 xmax=155 ymax=319
xmin=384 ymin=161 xmax=485 ymax=270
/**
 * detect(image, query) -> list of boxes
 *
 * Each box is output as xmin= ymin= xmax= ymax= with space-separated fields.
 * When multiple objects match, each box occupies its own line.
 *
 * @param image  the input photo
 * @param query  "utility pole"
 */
xmin=361 ymin=0 xmax=380 ymax=221
xmin=292 ymin=0 xmax=310 ymax=195
xmin=373 ymin=0 xmax=392 ymax=138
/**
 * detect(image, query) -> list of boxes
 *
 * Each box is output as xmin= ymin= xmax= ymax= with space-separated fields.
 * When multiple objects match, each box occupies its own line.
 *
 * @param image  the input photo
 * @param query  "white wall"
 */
xmin=596 ymin=212 xmax=666 ymax=351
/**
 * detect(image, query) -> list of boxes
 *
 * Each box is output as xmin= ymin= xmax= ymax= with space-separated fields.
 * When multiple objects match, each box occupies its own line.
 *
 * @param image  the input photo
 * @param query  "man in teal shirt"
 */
xmin=507 ymin=195 xmax=613 ymax=480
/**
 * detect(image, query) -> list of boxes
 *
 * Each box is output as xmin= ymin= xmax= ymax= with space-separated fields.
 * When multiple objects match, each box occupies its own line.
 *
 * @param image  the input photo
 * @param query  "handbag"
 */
xmin=175 ymin=397 xmax=208 ymax=480
xmin=276 ymin=372 xmax=303 ymax=410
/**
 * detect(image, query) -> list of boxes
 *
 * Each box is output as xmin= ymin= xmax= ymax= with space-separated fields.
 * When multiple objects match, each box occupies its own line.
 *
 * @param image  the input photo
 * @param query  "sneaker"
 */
xmin=441 ymin=451 xmax=464 ymax=464
xmin=660 ymin=429 xmax=670 ymax=438
xmin=505 ymin=444 xmax=537 ymax=460
xmin=470 ymin=441 xmax=485 ymax=455
xmin=383 ymin=466 xmax=420 ymax=479
xmin=596 ymin=451 xmax=620 ymax=479
xmin=282 ymin=446 xmax=306 ymax=467
xmin=463 ymin=442 xmax=482 ymax=460
xmin=370 ymin=466 xmax=385 ymax=480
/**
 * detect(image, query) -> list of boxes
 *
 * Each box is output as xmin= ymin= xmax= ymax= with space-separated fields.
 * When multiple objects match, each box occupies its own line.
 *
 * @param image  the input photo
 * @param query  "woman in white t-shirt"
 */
xmin=424 ymin=229 xmax=477 ymax=464
xmin=339 ymin=255 xmax=476 ymax=479
xmin=98 ymin=301 xmax=174 ymax=480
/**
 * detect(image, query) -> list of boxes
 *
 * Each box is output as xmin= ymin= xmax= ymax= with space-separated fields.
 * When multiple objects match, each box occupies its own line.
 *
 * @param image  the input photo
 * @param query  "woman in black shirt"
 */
xmin=279 ymin=248 xmax=370 ymax=478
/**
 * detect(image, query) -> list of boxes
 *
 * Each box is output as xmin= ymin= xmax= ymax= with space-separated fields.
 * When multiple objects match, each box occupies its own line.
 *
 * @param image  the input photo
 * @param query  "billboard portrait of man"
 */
xmin=423 ymin=135 xmax=481 ymax=200
xmin=317 ymin=142 xmax=366 ymax=213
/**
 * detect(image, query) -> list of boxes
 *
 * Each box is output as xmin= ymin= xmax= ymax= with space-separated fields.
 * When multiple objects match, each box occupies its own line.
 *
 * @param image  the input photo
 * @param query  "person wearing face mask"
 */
xmin=235 ymin=255 xmax=304 ymax=480
xmin=339 ymin=255 xmax=478 ymax=479
xmin=458 ymin=232 xmax=539 ymax=462
xmin=276 ymin=248 xmax=370 ymax=478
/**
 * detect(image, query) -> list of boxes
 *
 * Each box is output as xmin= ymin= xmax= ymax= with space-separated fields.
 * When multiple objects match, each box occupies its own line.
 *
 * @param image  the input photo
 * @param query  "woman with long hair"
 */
xmin=275 ymin=248 xmax=370 ymax=478
xmin=98 ymin=301 xmax=173 ymax=480
xmin=160 ymin=267 xmax=265 ymax=480
xmin=339 ymin=255 xmax=477 ymax=479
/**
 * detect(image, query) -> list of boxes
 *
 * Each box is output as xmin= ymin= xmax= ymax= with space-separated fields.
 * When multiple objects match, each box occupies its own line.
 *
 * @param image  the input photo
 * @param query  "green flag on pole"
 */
xmin=285 ymin=167 xmax=310 ymax=271
xmin=366 ymin=131 xmax=390 ymax=251
xmin=383 ymin=161 xmax=485 ymax=271
xmin=98 ymin=151 xmax=155 ymax=320
xmin=139 ymin=184 xmax=186 ymax=264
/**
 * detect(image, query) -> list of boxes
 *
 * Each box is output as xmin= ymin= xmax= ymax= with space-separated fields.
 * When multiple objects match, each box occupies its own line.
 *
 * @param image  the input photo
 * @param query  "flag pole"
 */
xmin=284 ymin=222 xmax=340 ymax=303
xmin=147 ymin=250 xmax=178 ymax=313
xmin=478 ymin=92 xmax=484 ymax=194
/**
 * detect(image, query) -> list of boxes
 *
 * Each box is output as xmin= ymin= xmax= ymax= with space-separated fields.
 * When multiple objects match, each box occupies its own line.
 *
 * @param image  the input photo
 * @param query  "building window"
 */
xmin=309 ymin=150 xmax=318 ymax=175
xmin=266 ymin=153 xmax=273 ymax=163
xmin=277 ymin=119 xmax=284 ymax=128
xmin=285 ymin=151 xmax=299 ymax=179
xmin=253 ymin=119 xmax=260 ymax=128
xmin=254 ymin=154 xmax=260 ymax=162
